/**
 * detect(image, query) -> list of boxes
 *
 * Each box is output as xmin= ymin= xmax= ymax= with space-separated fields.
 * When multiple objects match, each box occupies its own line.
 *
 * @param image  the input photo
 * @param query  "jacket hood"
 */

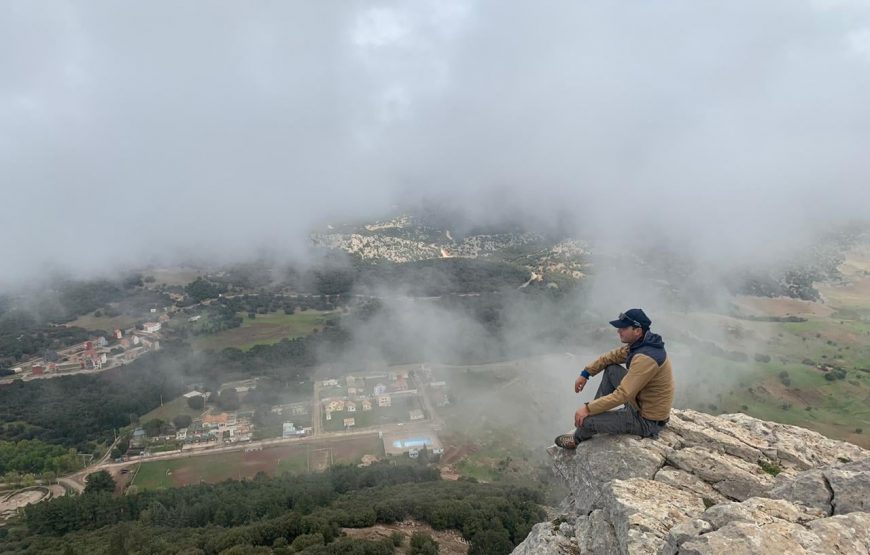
xmin=631 ymin=331 xmax=664 ymax=351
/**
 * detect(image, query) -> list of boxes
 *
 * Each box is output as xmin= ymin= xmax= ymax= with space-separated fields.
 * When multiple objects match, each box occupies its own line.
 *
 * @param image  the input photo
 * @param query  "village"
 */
xmin=315 ymin=366 xmax=448 ymax=458
xmin=113 ymin=365 xmax=450 ymax=468
xmin=0 ymin=320 xmax=163 ymax=383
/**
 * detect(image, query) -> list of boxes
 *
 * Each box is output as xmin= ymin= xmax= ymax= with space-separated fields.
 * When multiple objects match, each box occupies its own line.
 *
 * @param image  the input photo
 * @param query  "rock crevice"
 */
xmin=512 ymin=409 xmax=869 ymax=554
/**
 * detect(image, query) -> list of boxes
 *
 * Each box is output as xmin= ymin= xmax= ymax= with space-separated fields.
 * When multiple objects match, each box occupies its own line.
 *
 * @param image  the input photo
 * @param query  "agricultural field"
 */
xmin=191 ymin=310 xmax=335 ymax=351
xmin=129 ymin=434 xmax=383 ymax=491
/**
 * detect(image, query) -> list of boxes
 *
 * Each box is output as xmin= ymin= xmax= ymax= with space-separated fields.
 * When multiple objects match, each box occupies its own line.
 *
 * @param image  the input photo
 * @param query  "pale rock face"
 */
xmin=512 ymin=409 xmax=870 ymax=555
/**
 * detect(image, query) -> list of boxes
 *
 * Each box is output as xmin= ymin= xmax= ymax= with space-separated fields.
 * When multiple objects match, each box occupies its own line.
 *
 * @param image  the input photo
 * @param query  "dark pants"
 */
xmin=574 ymin=364 xmax=666 ymax=442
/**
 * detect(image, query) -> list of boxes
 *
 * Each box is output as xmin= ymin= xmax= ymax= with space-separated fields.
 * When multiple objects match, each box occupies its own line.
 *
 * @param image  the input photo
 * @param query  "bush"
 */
xmin=290 ymin=533 xmax=324 ymax=551
xmin=173 ymin=414 xmax=193 ymax=429
xmin=410 ymin=532 xmax=439 ymax=555
xmin=187 ymin=395 xmax=205 ymax=410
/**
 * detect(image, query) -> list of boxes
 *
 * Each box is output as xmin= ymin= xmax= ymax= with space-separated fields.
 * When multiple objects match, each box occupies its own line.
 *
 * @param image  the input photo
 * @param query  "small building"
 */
xmin=96 ymin=336 xmax=108 ymax=347
xmin=347 ymin=402 xmax=357 ymax=412
xmin=343 ymin=418 xmax=355 ymax=428
xmin=283 ymin=422 xmax=305 ymax=438
xmin=362 ymin=399 xmax=373 ymax=411
xmin=176 ymin=428 xmax=188 ymax=440
xmin=188 ymin=315 xmax=202 ymax=322
xmin=113 ymin=329 xmax=123 ymax=339
xmin=409 ymin=409 xmax=424 ymax=421
xmin=142 ymin=322 xmax=162 ymax=333
xmin=321 ymin=379 xmax=339 ymax=387
xmin=183 ymin=390 xmax=204 ymax=399
xmin=31 ymin=365 xmax=45 ymax=376
xmin=377 ymin=395 xmax=391 ymax=408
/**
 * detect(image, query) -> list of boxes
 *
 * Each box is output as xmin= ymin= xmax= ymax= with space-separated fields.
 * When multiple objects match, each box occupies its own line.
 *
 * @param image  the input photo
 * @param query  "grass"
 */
xmin=139 ymin=396 xmax=206 ymax=424
xmin=706 ymin=304 xmax=870 ymax=447
xmin=67 ymin=312 xmax=138 ymax=333
xmin=322 ymin=400 xmax=422 ymax=432
xmin=192 ymin=310 xmax=335 ymax=351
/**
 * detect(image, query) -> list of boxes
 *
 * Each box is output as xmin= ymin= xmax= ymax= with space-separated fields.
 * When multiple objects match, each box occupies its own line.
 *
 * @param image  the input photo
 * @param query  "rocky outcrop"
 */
xmin=513 ymin=409 xmax=869 ymax=554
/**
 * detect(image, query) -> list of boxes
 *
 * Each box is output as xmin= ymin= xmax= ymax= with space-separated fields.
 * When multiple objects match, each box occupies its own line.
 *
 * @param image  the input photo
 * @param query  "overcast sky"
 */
xmin=2 ymin=1 xmax=870 ymax=288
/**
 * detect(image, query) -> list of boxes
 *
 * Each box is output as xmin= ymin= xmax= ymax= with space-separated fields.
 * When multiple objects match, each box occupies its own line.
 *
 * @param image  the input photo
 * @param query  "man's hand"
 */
xmin=574 ymin=404 xmax=590 ymax=428
xmin=574 ymin=375 xmax=588 ymax=393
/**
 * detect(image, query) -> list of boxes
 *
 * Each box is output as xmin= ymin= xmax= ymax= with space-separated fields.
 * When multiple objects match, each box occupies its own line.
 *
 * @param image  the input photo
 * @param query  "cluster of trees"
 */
xmin=0 ymin=439 xmax=80 ymax=479
xmin=0 ymin=346 xmax=186 ymax=453
xmin=0 ymin=276 xmax=172 ymax=368
xmin=0 ymin=323 xmax=94 ymax=368
xmin=305 ymin=257 xmax=531 ymax=297
xmin=221 ymin=293 xmax=347 ymax=316
xmin=185 ymin=277 xmax=228 ymax=303
xmin=7 ymin=462 xmax=542 ymax=554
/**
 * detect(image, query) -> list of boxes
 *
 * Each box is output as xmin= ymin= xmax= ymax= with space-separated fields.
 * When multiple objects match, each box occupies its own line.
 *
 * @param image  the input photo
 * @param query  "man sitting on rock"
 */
xmin=555 ymin=308 xmax=675 ymax=449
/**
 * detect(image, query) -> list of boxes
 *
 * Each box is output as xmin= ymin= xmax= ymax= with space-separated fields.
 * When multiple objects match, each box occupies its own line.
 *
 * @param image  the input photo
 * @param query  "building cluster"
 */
xmin=24 ymin=327 xmax=160 ymax=377
xmin=180 ymin=410 xmax=255 ymax=445
xmin=282 ymin=422 xmax=311 ymax=438
xmin=319 ymin=371 xmax=419 ymax=428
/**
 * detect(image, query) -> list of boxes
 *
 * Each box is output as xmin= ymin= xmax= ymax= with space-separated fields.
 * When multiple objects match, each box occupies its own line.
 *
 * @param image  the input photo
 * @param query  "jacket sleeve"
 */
xmin=586 ymin=354 xmax=659 ymax=415
xmin=583 ymin=345 xmax=629 ymax=376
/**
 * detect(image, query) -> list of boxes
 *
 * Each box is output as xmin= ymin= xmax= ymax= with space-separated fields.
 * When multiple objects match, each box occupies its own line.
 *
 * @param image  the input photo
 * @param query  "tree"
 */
xmin=143 ymin=418 xmax=164 ymax=437
xmin=410 ymin=532 xmax=439 ymax=555
xmin=84 ymin=470 xmax=116 ymax=494
xmin=187 ymin=395 xmax=205 ymax=410
xmin=469 ymin=530 xmax=513 ymax=555
xmin=217 ymin=388 xmax=240 ymax=411
xmin=173 ymin=414 xmax=193 ymax=429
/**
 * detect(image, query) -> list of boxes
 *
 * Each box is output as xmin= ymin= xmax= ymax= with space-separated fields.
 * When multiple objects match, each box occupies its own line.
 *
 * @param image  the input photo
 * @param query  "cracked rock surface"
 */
xmin=512 ymin=409 xmax=869 ymax=554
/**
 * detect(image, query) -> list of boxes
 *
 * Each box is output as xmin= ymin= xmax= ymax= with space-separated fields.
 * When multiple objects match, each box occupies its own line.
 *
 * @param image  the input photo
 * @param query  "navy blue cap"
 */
xmin=609 ymin=308 xmax=652 ymax=329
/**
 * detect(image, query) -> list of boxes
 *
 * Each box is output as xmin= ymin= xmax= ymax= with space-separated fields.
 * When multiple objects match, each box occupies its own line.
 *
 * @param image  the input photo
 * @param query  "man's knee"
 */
xmin=604 ymin=364 xmax=627 ymax=380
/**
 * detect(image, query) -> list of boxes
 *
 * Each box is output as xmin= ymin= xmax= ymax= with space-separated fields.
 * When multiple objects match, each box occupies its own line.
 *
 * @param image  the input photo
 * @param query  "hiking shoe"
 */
xmin=554 ymin=434 xmax=578 ymax=450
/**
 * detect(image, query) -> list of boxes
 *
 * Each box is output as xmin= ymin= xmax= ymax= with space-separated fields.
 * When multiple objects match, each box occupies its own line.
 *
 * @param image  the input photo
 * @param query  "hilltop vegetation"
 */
xmin=2 ymin=462 xmax=544 ymax=554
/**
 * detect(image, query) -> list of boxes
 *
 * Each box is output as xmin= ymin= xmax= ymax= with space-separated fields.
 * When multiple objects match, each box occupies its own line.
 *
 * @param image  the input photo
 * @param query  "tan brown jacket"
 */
xmin=584 ymin=332 xmax=674 ymax=421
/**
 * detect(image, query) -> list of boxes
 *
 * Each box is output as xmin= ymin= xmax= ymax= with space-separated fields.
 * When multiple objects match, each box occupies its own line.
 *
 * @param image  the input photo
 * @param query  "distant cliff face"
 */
xmin=513 ymin=409 xmax=869 ymax=554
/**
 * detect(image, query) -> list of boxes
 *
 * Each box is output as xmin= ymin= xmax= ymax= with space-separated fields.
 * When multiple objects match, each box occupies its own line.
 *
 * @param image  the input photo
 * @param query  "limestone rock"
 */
xmin=666 ymin=445 xmax=775 ymax=500
xmin=827 ymin=458 xmax=870 ymax=514
xmin=515 ymin=409 xmax=870 ymax=555
xmin=604 ymin=478 xmax=705 ymax=554
xmin=574 ymin=509 xmax=619 ymax=555
xmin=674 ymin=500 xmax=870 ymax=554
xmin=511 ymin=520 xmax=579 ymax=555
xmin=654 ymin=467 xmax=728 ymax=506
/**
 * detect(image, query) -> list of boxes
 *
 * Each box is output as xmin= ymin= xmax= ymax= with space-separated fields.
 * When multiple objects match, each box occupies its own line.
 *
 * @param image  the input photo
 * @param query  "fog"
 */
xmin=3 ymin=0 xmax=870 ymax=287
xmin=4 ymin=1 xmax=870 ymax=443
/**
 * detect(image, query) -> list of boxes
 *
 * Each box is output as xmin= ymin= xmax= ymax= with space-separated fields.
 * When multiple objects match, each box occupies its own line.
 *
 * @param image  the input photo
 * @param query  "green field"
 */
xmin=690 ymin=306 xmax=870 ymax=447
xmin=192 ymin=310 xmax=335 ymax=351
xmin=139 ymin=395 xmax=207 ymax=424
xmin=67 ymin=311 xmax=138 ymax=333
xmin=322 ymin=399 xmax=423 ymax=432
xmin=130 ymin=435 xmax=383 ymax=491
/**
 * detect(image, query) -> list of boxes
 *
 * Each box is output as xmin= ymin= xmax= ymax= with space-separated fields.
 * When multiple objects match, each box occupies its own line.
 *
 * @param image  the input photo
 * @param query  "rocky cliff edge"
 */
xmin=512 ymin=409 xmax=869 ymax=554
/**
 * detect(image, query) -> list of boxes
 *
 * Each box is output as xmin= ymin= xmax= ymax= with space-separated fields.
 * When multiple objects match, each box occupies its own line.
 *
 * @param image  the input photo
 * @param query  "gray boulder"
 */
xmin=512 ymin=409 xmax=870 ymax=555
